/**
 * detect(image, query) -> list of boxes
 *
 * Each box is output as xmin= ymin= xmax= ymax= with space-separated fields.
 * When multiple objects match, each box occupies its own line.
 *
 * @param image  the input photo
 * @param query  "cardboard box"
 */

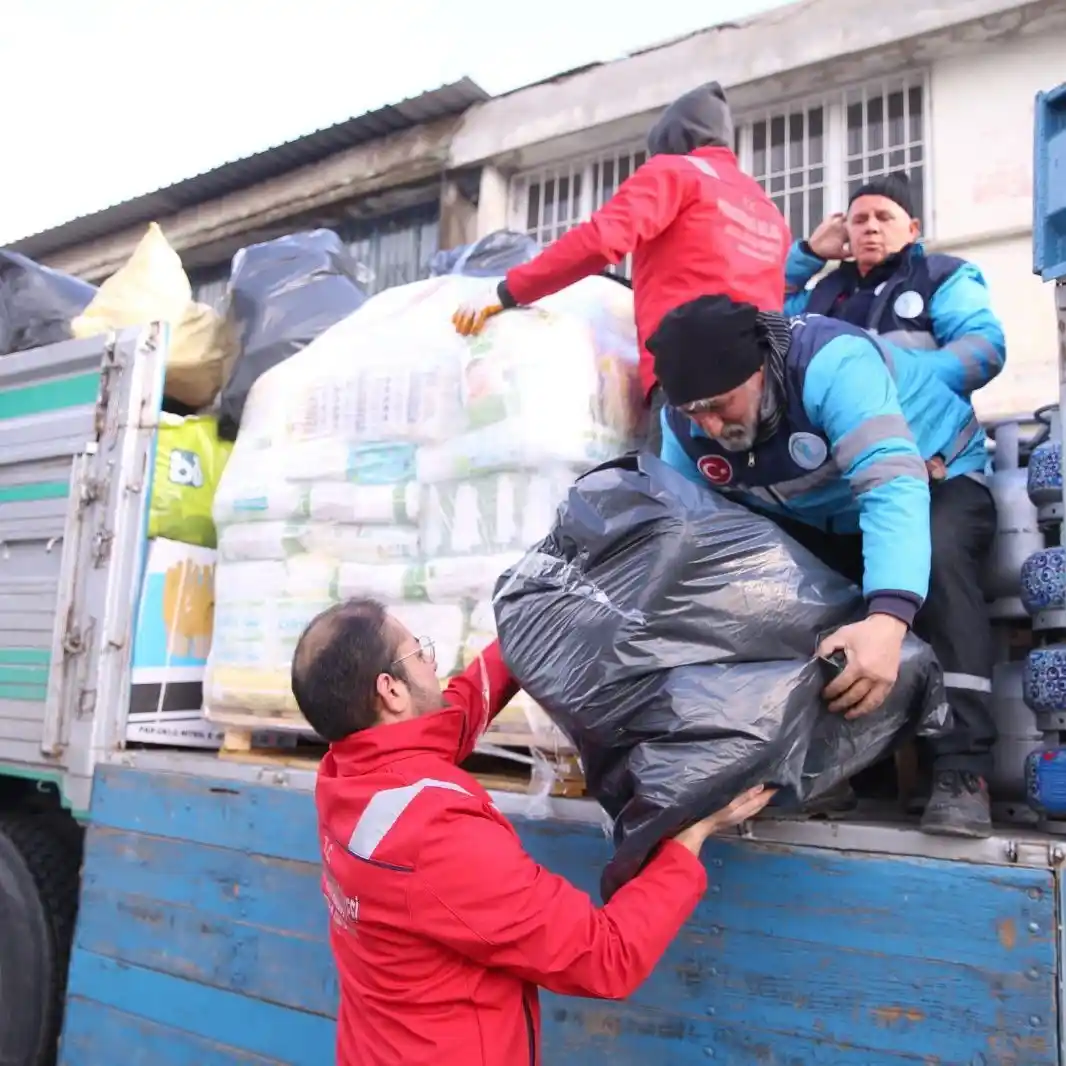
xmin=127 ymin=538 xmax=220 ymax=747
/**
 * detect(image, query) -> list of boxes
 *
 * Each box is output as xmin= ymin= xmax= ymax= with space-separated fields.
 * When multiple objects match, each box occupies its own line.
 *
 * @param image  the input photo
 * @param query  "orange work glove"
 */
xmin=452 ymin=298 xmax=504 ymax=337
xmin=452 ymin=281 xmax=517 ymax=337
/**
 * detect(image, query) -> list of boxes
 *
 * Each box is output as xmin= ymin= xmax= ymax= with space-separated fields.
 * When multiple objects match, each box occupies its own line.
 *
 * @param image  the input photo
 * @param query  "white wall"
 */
xmin=449 ymin=0 xmax=1047 ymax=170
xmin=929 ymin=29 xmax=1065 ymax=420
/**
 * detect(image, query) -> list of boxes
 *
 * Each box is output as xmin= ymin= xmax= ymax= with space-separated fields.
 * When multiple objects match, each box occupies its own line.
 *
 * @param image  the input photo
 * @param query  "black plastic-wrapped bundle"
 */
xmin=494 ymin=452 xmax=950 ymax=900
xmin=218 ymin=230 xmax=367 ymax=440
xmin=428 ymin=230 xmax=538 ymax=278
xmin=0 ymin=251 xmax=97 ymax=356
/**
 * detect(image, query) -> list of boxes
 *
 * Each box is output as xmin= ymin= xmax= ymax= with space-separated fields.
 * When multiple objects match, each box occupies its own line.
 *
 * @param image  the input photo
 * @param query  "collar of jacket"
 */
xmin=837 ymin=241 xmax=925 ymax=290
xmin=688 ymin=144 xmax=740 ymax=167
xmin=327 ymin=705 xmax=466 ymax=775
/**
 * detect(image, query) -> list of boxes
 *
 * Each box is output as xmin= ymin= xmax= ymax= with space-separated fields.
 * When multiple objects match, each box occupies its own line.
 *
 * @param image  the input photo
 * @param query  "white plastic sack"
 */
xmin=204 ymin=273 xmax=641 ymax=730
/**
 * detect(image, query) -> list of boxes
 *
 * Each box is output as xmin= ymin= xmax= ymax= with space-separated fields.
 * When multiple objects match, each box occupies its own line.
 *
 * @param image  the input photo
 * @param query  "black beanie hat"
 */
xmin=848 ymin=171 xmax=916 ymax=218
xmin=647 ymin=295 xmax=766 ymax=407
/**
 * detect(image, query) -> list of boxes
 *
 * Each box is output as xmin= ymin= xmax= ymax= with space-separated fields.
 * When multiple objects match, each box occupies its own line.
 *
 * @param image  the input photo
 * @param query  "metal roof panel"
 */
xmin=6 ymin=78 xmax=488 ymax=259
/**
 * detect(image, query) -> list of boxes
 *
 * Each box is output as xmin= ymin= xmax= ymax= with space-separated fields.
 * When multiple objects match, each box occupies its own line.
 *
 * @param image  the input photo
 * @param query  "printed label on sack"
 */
xmin=787 ymin=432 xmax=829 ymax=471
xmin=168 ymin=449 xmax=205 ymax=488
xmin=697 ymin=455 xmax=734 ymax=485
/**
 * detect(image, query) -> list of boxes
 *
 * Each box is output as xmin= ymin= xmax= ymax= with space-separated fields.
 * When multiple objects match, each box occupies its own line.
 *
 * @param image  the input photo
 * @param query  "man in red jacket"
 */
xmin=292 ymin=597 xmax=772 ymax=1066
xmin=452 ymin=81 xmax=791 ymax=453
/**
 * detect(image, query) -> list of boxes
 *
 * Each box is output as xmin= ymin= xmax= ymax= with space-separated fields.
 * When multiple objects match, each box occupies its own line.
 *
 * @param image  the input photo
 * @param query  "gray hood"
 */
xmin=646 ymin=81 xmax=734 ymax=156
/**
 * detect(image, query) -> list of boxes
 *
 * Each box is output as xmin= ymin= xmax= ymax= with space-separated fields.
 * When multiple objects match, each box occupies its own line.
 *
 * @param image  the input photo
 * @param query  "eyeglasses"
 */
xmin=391 ymin=636 xmax=436 ymax=669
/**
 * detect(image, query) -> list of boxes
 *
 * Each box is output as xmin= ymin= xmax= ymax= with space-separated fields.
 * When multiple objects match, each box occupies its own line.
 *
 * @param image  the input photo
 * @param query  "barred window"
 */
xmin=746 ymin=105 xmax=827 ymax=240
xmin=509 ymin=72 xmax=930 ymax=260
xmin=844 ymin=80 xmax=925 ymax=221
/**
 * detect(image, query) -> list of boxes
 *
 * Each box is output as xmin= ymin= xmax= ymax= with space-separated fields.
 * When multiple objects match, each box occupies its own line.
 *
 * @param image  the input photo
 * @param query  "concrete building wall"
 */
xmin=928 ymin=28 xmax=1066 ymax=419
xmin=40 ymin=117 xmax=465 ymax=284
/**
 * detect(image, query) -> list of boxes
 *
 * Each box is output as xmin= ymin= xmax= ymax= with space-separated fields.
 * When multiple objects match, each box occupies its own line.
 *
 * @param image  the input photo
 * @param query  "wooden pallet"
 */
xmin=218 ymin=745 xmax=324 ymax=772
xmin=216 ymin=740 xmax=586 ymax=798
xmin=478 ymin=727 xmax=574 ymax=753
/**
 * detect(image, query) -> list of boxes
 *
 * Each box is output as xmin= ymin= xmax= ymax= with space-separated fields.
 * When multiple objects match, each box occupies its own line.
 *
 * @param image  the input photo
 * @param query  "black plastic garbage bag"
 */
xmin=218 ymin=230 xmax=367 ymax=440
xmin=494 ymin=452 xmax=950 ymax=901
xmin=0 ymin=251 xmax=97 ymax=356
xmin=429 ymin=229 xmax=539 ymax=277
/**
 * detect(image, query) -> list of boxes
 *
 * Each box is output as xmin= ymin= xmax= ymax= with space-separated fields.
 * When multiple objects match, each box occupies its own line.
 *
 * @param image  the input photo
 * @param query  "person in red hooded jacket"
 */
xmin=292 ymin=597 xmax=773 ymax=1066
xmin=452 ymin=81 xmax=791 ymax=454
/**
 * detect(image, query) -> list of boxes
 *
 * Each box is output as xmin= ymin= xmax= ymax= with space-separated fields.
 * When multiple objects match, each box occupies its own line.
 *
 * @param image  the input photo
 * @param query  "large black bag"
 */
xmin=218 ymin=230 xmax=367 ymax=440
xmin=494 ymin=453 xmax=950 ymax=900
xmin=0 ymin=251 xmax=97 ymax=356
xmin=428 ymin=229 xmax=538 ymax=277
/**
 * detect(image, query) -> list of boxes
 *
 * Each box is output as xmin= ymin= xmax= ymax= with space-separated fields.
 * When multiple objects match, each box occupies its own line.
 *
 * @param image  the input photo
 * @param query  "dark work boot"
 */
xmin=766 ymin=782 xmax=858 ymax=821
xmin=920 ymin=770 xmax=992 ymax=838
xmin=801 ymin=782 xmax=858 ymax=817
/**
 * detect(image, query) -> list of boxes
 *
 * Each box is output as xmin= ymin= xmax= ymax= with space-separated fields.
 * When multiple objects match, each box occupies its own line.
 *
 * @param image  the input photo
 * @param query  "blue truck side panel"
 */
xmin=59 ymin=765 xmax=1060 ymax=1064
xmin=1033 ymin=81 xmax=1066 ymax=280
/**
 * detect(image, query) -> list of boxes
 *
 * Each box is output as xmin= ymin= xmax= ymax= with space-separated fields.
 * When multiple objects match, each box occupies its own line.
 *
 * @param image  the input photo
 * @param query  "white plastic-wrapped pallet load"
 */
xmin=204 ymin=273 xmax=642 ymax=754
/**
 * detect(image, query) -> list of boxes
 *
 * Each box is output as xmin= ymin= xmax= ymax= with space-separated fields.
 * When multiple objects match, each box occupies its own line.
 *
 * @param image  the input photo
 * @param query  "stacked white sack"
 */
xmin=205 ymin=273 xmax=642 ymax=745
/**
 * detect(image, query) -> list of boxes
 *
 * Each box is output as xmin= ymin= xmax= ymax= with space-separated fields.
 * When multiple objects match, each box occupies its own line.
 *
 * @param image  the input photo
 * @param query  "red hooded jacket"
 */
xmin=505 ymin=145 xmax=791 ymax=398
xmin=315 ymin=642 xmax=708 ymax=1066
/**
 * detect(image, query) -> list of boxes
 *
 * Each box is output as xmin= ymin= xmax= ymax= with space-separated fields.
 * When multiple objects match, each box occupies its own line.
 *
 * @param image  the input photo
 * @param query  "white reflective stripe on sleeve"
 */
xmin=943 ymin=672 xmax=992 ymax=694
xmin=348 ymin=778 xmax=472 ymax=860
xmin=685 ymin=156 xmax=720 ymax=178
xmin=878 ymin=328 xmax=938 ymax=351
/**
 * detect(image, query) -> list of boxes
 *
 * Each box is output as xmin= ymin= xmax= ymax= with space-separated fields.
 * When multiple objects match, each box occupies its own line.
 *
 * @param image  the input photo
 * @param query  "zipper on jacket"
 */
xmin=747 ymin=451 xmax=755 ymax=468
xmin=523 ymin=994 xmax=536 ymax=1066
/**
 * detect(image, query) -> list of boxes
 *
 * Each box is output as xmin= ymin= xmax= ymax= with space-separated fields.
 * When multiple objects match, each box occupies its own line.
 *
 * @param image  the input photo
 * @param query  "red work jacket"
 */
xmin=315 ymin=642 xmax=708 ymax=1065
xmin=505 ymin=145 xmax=791 ymax=398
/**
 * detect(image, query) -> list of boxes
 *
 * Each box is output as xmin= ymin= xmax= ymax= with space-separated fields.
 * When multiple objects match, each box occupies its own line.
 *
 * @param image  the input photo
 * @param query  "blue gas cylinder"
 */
xmin=1023 ymin=645 xmax=1066 ymax=713
xmin=1027 ymin=404 xmax=1063 ymax=523
xmin=1021 ymin=546 xmax=1066 ymax=628
xmin=1026 ymin=748 xmax=1066 ymax=817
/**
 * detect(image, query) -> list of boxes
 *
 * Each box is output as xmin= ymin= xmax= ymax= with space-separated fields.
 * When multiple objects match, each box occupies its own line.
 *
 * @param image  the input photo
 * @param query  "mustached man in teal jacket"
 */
xmin=783 ymin=172 xmax=1005 ymax=399
xmin=650 ymin=294 xmax=997 ymax=838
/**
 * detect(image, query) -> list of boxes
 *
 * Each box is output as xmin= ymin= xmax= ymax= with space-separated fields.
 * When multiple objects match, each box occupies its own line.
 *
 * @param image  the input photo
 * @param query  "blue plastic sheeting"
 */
xmin=59 ymin=764 xmax=1059 ymax=1065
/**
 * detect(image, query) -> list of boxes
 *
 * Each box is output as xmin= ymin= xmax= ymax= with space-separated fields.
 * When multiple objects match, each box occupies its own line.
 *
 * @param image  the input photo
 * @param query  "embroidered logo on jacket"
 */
xmin=697 ymin=455 xmax=734 ymax=485
xmin=322 ymin=832 xmax=360 ymax=934
xmin=787 ymin=432 xmax=829 ymax=471
xmin=893 ymin=290 xmax=925 ymax=319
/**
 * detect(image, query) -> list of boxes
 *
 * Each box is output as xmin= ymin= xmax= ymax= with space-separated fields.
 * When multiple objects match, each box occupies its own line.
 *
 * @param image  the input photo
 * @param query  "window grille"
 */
xmin=509 ymin=72 xmax=930 ymax=258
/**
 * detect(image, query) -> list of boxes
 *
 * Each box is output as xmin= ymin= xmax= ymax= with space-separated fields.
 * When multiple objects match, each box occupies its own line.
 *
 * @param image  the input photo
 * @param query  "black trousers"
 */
xmin=645 ymin=384 xmax=666 ymax=457
xmin=774 ymin=475 xmax=998 ymax=776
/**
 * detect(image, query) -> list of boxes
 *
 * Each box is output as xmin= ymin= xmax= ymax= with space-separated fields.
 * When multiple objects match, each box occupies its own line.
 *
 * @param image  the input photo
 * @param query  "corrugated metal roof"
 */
xmin=6 ymin=78 xmax=489 ymax=260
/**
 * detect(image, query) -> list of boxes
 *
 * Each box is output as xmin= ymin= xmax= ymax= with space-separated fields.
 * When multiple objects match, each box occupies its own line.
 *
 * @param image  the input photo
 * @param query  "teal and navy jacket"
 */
xmin=783 ymin=240 xmax=1006 ymax=397
xmin=659 ymin=314 xmax=988 ymax=626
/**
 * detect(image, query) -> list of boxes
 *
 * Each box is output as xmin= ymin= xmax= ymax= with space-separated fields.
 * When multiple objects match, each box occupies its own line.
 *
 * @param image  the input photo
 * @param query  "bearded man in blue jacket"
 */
xmin=650 ymin=295 xmax=998 ymax=837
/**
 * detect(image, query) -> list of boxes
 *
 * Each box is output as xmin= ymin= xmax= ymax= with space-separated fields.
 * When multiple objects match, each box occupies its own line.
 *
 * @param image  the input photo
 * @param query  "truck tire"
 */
xmin=0 ymin=814 xmax=83 ymax=1066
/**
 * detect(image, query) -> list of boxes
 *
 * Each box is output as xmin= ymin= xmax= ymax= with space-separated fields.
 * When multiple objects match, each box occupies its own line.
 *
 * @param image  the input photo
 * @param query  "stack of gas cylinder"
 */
xmin=1011 ymin=404 xmax=1066 ymax=828
xmin=987 ymin=405 xmax=1066 ymax=827
xmin=982 ymin=417 xmax=1043 ymax=823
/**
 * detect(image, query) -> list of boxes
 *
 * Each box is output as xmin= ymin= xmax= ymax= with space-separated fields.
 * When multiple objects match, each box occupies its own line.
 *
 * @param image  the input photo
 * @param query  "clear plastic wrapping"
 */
xmin=205 ymin=273 xmax=642 ymax=760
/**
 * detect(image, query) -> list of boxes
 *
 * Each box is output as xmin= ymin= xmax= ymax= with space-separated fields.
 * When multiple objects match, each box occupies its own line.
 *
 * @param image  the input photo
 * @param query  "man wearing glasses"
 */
xmin=291 ymin=598 xmax=772 ymax=1066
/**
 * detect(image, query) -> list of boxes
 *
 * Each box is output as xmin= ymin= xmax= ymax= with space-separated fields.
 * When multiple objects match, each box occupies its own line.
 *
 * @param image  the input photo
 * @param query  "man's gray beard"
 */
xmin=716 ymin=428 xmax=757 ymax=452
xmin=715 ymin=379 xmax=778 ymax=452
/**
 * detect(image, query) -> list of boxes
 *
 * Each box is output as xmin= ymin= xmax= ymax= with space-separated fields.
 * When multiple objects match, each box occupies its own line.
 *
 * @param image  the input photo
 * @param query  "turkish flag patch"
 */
xmin=696 ymin=454 xmax=734 ymax=485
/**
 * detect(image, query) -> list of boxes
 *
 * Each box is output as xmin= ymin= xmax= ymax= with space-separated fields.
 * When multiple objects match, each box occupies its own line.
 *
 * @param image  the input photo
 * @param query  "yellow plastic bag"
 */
xmin=71 ymin=222 xmax=235 ymax=408
xmin=149 ymin=414 xmax=233 ymax=548
xmin=166 ymin=301 xmax=238 ymax=408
